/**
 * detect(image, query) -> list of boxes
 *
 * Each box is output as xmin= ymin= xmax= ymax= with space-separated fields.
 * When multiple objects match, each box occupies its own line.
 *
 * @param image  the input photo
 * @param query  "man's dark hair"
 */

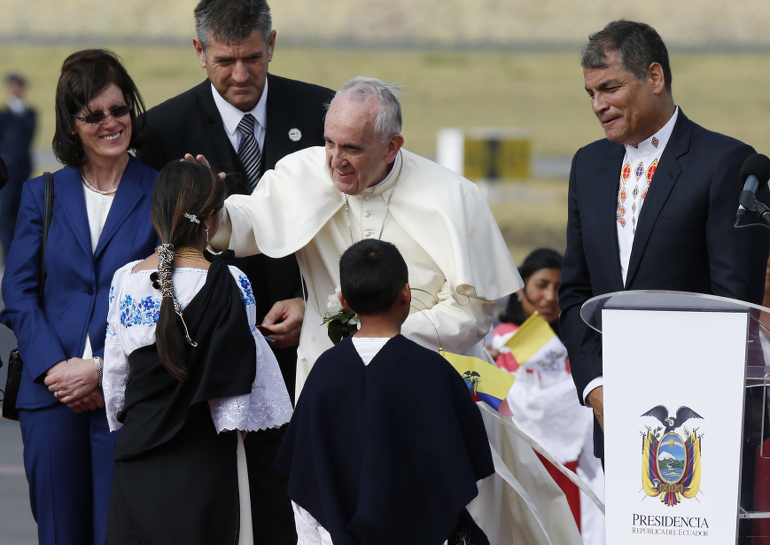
xmin=582 ymin=20 xmax=672 ymax=93
xmin=194 ymin=0 xmax=272 ymax=50
xmin=339 ymin=239 xmax=408 ymax=316
xmin=53 ymin=49 xmax=146 ymax=168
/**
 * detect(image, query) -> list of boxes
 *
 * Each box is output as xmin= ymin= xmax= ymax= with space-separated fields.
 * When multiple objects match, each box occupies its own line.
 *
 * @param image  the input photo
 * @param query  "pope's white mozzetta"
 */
xmin=211 ymin=146 xmax=523 ymax=394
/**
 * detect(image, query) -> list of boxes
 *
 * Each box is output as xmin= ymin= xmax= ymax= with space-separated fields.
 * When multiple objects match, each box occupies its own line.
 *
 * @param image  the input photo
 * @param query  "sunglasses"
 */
xmin=72 ymin=103 xmax=133 ymax=125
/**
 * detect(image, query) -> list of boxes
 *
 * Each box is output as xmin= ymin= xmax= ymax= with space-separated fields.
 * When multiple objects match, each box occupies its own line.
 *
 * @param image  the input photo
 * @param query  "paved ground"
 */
xmin=0 ymin=287 xmax=37 ymax=544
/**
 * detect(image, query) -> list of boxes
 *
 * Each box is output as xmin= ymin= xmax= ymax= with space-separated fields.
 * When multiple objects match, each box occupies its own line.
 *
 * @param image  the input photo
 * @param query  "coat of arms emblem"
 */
xmin=640 ymin=405 xmax=704 ymax=506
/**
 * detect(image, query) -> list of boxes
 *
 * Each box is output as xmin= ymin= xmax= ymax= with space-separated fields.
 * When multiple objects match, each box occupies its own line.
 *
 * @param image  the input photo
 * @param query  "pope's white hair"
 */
xmin=329 ymin=77 xmax=402 ymax=144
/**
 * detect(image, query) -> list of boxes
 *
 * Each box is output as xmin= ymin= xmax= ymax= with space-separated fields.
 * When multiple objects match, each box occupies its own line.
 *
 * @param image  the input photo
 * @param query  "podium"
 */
xmin=580 ymin=291 xmax=770 ymax=544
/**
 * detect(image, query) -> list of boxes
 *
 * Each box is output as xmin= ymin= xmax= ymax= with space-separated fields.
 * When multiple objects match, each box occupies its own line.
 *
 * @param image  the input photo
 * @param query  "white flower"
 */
xmin=346 ymin=314 xmax=360 ymax=326
xmin=326 ymin=288 xmax=343 ymax=315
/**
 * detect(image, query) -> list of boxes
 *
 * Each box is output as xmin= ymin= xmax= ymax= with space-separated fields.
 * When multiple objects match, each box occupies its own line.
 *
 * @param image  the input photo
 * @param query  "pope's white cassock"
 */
xmin=211 ymin=146 xmax=522 ymax=394
xmin=210 ymin=146 xmax=584 ymax=545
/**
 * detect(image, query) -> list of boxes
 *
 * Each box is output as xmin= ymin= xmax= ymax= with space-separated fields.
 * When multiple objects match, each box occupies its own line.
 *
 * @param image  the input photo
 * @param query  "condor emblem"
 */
xmin=640 ymin=405 xmax=704 ymax=506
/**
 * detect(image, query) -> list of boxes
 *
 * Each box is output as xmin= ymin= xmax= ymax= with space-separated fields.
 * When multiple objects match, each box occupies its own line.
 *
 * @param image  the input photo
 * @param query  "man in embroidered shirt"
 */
xmin=559 ymin=20 xmax=770 ymax=464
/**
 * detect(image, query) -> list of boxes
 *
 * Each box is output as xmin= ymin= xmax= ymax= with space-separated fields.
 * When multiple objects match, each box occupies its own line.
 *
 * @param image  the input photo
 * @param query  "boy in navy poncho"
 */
xmin=276 ymin=239 xmax=494 ymax=545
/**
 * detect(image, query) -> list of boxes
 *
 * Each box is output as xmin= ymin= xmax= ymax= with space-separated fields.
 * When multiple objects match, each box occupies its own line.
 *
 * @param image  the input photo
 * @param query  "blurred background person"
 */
xmin=489 ymin=248 xmax=604 ymax=545
xmin=103 ymin=161 xmax=292 ymax=544
xmin=0 ymin=49 xmax=158 ymax=545
xmin=0 ymin=73 xmax=36 ymax=263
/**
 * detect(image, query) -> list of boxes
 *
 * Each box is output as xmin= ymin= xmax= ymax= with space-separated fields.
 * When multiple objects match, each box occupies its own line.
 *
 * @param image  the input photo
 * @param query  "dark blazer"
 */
xmin=137 ymin=74 xmax=334 ymax=324
xmin=0 ymin=157 xmax=158 ymax=409
xmin=559 ymin=110 xmax=770 ymax=457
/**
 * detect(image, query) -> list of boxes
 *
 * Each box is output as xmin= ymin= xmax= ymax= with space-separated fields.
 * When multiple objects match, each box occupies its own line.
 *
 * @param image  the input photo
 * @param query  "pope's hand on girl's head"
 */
xmin=182 ymin=153 xmax=226 ymax=180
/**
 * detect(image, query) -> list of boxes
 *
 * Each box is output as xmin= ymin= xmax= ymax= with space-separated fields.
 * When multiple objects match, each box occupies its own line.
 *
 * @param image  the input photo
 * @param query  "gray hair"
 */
xmin=194 ymin=0 xmax=272 ymax=51
xmin=330 ymin=77 xmax=402 ymax=144
xmin=581 ymin=20 xmax=672 ymax=93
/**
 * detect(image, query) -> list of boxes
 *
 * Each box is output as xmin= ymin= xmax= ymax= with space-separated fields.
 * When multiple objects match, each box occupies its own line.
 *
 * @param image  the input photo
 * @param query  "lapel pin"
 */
xmin=288 ymin=128 xmax=302 ymax=142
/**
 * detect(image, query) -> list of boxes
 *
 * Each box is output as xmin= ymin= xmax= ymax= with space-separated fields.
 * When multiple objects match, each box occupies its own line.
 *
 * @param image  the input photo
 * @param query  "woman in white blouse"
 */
xmin=103 ymin=161 xmax=292 ymax=544
xmin=0 ymin=49 xmax=158 ymax=545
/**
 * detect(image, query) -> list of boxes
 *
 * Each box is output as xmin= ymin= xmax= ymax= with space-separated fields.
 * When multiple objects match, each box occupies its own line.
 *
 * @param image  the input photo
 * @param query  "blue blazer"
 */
xmin=0 ymin=156 xmax=158 ymax=409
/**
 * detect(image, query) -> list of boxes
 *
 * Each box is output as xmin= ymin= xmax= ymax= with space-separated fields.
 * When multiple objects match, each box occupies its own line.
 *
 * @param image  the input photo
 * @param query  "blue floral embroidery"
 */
xmin=108 ymin=284 xmax=116 ymax=304
xmin=119 ymin=295 xmax=162 ymax=328
xmin=238 ymin=275 xmax=256 ymax=307
xmin=106 ymin=323 xmax=116 ymax=337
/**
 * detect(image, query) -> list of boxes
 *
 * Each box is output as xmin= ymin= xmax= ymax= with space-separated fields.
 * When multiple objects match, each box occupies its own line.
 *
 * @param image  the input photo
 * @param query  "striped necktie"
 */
xmin=237 ymin=113 xmax=262 ymax=191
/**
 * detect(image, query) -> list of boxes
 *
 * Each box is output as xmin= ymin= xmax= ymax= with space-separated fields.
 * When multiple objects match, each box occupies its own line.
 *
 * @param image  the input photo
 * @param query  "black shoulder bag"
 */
xmin=2 ymin=172 xmax=54 ymax=421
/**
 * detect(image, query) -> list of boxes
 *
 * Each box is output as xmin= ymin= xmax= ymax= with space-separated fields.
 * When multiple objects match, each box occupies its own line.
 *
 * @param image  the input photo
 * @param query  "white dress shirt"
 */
xmin=210 ymin=78 xmax=269 ymax=152
xmin=583 ymin=106 xmax=680 ymax=405
xmin=81 ymin=183 xmax=114 ymax=360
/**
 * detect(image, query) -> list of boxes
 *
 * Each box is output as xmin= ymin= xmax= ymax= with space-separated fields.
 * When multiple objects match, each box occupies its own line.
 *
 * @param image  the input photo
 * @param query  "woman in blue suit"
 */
xmin=0 ymin=49 xmax=158 ymax=545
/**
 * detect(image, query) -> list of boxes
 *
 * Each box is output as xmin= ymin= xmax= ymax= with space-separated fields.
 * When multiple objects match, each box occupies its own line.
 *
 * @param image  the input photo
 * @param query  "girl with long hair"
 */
xmin=102 ymin=161 xmax=292 ymax=544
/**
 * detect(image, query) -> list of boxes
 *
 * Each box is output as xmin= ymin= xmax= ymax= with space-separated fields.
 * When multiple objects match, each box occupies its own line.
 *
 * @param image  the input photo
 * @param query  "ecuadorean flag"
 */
xmin=441 ymin=350 xmax=514 ymax=416
xmin=503 ymin=312 xmax=565 ymax=369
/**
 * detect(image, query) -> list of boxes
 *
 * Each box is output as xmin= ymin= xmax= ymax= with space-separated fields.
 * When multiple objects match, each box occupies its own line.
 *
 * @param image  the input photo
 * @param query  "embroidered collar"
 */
xmin=625 ymin=105 xmax=679 ymax=156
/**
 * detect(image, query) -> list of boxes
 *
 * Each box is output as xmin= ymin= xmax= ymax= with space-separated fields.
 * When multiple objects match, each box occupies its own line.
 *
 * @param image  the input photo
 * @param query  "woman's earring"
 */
xmin=516 ymin=294 xmax=522 ymax=302
xmin=205 ymin=226 xmax=209 ymax=245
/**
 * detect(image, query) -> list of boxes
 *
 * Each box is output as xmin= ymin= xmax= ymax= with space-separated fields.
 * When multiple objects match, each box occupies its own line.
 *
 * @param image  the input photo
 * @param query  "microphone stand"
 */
xmin=754 ymin=199 xmax=770 ymax=226
xmin=739 ymin=196 xmax=770 ymax=228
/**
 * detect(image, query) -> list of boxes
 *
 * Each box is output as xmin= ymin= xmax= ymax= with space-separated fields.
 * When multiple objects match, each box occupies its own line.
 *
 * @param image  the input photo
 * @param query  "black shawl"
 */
xmin=275 ymin=334 xmax=494 ymax=545
xmin=114 ymin=252 xmax=257 ymax=460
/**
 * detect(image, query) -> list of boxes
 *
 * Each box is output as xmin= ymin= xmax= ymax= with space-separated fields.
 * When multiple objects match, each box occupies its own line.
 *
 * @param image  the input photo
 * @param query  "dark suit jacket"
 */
xmin=0 ymin=157 xmax=158 ymax=408
xmin=137 ymin=75 xmax=334 ymax=325
xmin=559 ymin=110 xmax=770 ymax=457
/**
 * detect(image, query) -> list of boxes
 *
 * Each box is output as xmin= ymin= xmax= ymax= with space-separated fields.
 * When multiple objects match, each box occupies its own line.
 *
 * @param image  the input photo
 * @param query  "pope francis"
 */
xmin=210 ymin=76 xmax=522 ymax=395
xmin=209 ymin=76 xmax=584 ymax=545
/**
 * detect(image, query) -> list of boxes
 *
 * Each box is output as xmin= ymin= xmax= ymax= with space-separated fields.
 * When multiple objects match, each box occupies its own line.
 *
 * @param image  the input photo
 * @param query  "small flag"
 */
xmin=441 ymin=350 xmax=515 ymax=416
xmin=503 ymin=313 xmax=558 ymax=365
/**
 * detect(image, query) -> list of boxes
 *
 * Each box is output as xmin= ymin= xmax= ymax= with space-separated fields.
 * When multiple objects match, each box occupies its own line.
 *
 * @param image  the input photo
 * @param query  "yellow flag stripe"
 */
xmin=642 ymin=431 xmax=661 ymax=497
xmin=503 ymin=313 xmax=555 ymax=364
xmin=441 ymin=350 xmax=515 ymax=399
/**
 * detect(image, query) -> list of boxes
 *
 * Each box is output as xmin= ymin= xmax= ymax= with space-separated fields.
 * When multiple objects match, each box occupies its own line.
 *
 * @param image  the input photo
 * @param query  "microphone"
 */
xmin=736 ymin=153 xmax=770 ymax=223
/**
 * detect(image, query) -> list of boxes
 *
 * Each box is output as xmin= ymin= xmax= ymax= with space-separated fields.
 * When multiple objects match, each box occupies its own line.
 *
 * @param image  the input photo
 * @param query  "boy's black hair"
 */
xmin=339 ymin=239 xmax=408 ymax=316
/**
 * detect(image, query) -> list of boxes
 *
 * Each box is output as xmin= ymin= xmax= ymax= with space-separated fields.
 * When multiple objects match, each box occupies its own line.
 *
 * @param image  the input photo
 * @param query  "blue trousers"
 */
xmin=20 ymin=403 xmax=118 ymax=545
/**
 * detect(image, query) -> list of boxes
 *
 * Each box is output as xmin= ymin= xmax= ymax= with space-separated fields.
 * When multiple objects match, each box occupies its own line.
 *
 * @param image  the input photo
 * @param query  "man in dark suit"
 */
xmin=559 ymin=20 xmax=770 ymax=465
xmin=136 ymin=1 xmax=333 ymax=542
xmin=0 ymin=73 xmax=36 ymax=262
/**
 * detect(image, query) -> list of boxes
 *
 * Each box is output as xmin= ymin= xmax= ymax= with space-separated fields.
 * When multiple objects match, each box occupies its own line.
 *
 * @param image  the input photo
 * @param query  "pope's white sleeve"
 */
xmin=402 ymin=279 xmax=495 ymax=355
xmin=209 ymin=196 xmax=264 ymax=257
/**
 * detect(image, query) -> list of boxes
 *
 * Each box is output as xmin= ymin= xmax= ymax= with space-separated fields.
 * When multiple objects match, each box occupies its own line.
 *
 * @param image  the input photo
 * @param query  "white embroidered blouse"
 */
xmin=103 ymin=261 xmax=293 ymax=433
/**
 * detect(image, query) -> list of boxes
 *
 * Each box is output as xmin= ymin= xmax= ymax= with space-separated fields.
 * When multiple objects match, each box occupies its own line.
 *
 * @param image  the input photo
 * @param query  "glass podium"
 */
xmin=581 ymin=290 xmax=770 ymax=544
